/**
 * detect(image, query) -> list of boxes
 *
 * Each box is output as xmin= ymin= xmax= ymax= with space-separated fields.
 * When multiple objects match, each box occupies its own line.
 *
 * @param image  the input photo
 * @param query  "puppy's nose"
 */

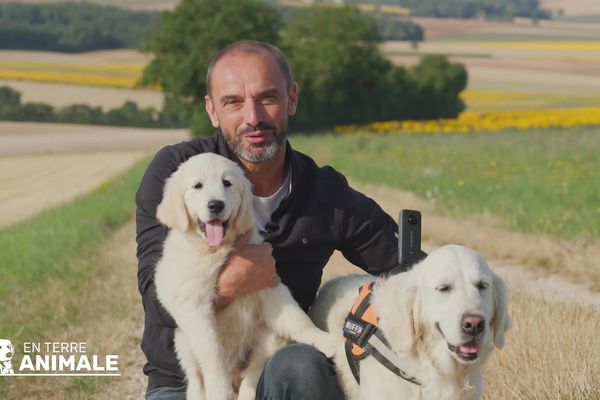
xmin=207 ymin=200 xmax=225 ymax=215
xmin=462 ymin=314 xmax=485 ymax=336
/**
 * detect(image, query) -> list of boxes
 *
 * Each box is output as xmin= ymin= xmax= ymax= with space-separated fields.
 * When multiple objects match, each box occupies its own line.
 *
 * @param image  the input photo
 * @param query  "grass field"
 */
xmin=290 ymin=127 xmax=600 ymax=239
xmin=0 ymin=158 xmax=147 ymax=337
xmin=0 ymin=159 xmax=148 ymax=398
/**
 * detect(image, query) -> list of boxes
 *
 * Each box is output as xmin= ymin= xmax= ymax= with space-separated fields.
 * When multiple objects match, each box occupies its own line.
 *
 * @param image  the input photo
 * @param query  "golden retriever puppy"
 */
xmin=310 ymin=245 xmax=511 ymax=400
xmin=154 ymin=153 xmax=334 ymax=400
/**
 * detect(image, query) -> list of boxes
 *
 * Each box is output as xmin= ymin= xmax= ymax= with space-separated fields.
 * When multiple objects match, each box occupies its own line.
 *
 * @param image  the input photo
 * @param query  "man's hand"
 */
xmin=214 ymin=232 xmax=280 ymax=309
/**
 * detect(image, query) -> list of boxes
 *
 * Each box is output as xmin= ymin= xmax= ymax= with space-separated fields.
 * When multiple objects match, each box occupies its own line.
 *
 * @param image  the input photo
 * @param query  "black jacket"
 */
xmin=135 ymin=131 xmax=402 ymax=392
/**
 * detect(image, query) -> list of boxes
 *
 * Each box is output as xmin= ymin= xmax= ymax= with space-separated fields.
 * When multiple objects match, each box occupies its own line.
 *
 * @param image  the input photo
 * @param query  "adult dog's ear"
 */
xmin=231 ymin=171 xmax=254 ymax=235
xmin=379 ymin=272 xmax=421 ymax=355
xmin=491 ymin=271 xmax=512 ymax=349
xmin=156 ymin=170 xmax=189 ymax=232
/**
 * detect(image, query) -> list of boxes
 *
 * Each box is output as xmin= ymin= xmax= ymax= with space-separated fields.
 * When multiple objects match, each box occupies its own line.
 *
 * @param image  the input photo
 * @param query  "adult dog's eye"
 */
xmin=223 ymin=179 xmax=232 ymax=188
xmin=436 ymin=284 xmax=451 ymax=293
xmin=194 ymin=182 xmax=203 ymax=190
xmin=476 ymin=281 xmax=489 ymax=290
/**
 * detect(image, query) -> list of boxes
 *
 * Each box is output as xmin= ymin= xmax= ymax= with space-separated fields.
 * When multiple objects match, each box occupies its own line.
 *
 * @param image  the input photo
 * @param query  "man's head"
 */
xmin=204 ymin=41 xmax=298 ymax=164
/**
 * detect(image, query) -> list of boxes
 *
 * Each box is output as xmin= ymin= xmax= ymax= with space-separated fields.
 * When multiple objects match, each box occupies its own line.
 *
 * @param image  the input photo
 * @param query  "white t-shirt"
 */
xmin=252 ymin=168 xmax=292 ymax=233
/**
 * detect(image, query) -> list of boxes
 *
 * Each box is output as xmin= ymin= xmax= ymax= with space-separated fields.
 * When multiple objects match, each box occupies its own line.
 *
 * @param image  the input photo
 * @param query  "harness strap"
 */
xmin=364 ymin=332 xmax=422 ymax=386
xmin=343 ymin=282 xmax=421 ymax=386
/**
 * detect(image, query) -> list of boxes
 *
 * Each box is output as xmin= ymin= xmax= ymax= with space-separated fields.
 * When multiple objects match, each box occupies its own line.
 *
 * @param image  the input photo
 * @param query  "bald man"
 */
xmin=136 ymin=40 xmax=403 ymax=400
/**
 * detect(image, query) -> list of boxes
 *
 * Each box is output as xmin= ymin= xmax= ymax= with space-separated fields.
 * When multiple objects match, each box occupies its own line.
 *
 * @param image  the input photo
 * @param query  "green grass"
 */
xmin=290 ymin=127 xmax=600 ymax=239
xmin=0 ymin=158 xmax=148 ymax=337
xmin=0 ymin=158 xmax=148 ymax=398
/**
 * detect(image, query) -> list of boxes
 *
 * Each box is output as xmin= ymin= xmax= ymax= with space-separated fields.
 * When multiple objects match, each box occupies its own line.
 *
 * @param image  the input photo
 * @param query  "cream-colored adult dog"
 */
xmin=154 ymin=153 xmax=334 ymax=400
xmin=310 ymin=245 xmax=511 ymax=400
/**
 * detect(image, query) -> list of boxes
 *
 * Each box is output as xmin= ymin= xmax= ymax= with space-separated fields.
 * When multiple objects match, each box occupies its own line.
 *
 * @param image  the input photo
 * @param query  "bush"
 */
xmin=0 ymin=86 xmax=185 ymax=128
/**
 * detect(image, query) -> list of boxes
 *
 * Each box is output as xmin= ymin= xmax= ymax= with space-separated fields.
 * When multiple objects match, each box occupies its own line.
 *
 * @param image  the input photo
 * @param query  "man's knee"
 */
xmin=256 ymin=343 xmax=345 ymax=400
xmin=145 ymin=386 xmax=186 ymax=400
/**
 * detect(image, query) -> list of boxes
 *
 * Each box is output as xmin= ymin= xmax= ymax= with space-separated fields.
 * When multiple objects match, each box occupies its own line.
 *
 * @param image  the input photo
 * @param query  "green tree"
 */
xmin=140 ymin=0 xmax=280 ymax=136
xmin=281 ymin=6 xmax=393 ymax=131
xmin=409 ymin=55 xmax=467 ymax=119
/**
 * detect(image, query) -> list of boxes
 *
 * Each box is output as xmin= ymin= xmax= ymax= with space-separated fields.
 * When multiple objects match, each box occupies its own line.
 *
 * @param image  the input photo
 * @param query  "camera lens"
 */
xmin=407 ymin=214 xmax=418 ymax=225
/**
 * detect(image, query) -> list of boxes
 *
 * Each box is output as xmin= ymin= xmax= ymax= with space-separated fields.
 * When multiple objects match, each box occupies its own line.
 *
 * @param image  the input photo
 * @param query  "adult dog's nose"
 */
xmin=462 ymin=314 xmax=485 ymax=336
xmin=207 ymin=200 xmax=225 ymax=215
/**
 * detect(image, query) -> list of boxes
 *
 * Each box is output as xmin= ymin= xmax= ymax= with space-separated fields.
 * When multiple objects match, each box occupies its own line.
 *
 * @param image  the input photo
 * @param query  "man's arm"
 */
xmin=335 ymin=176 xmax=403 ymax=275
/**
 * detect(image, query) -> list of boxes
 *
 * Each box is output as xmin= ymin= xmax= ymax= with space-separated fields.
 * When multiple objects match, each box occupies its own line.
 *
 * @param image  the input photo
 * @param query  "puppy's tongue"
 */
xmin=459 ymin=341 xmax=481 ymax=354
xmin=206 ymin=220 xmax=224 ymax=247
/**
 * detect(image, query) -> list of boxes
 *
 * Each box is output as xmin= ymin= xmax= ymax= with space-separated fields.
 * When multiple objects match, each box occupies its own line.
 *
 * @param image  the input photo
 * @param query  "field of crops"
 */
xmin=0 ymin=60 xmax=144 ymax=88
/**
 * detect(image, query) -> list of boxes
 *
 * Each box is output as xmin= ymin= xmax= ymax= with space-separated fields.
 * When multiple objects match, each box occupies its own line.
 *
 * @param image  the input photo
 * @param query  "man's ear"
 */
xmin=287 ymin=82 xmax=299 ymax=116
xmin=205 ymin=94 xmax=220 ymax=128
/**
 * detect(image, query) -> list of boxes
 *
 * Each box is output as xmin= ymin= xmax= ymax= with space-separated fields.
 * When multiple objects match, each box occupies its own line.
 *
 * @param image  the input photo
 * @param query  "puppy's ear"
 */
xmin=491 ymin=271 xmax=512 ymax=349
xmin=231 ymin=171 xmax=255 ymax=235
xmin=380 ymin=273 xmax=420 ymax=354
xmin=156 ymin=170 xmax=189 ymax=232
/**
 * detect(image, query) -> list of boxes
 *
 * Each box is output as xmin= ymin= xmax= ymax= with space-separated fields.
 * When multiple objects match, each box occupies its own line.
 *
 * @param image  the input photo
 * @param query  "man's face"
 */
xmin=205 ymin=51 xmax=298 ymax=163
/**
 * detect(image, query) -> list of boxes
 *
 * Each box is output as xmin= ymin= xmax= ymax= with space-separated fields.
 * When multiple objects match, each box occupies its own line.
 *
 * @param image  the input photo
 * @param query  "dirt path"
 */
xmin=94 ymin=183 xmax=599 ymax=398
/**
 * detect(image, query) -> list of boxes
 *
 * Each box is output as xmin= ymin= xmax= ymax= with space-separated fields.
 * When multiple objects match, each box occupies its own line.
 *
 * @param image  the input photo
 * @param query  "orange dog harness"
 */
xmin=342 ymin=282 xmax=421 ymax=386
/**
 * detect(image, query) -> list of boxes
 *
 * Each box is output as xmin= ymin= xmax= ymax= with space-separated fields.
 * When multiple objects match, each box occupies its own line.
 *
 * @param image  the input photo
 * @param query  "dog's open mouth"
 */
xmin=436 ymin=322 xmax=481 ymax=362
xmin=448 ymin=339 xmax=481 ymax=362
xmin=198 ymin=219 xmax=228 ymax=247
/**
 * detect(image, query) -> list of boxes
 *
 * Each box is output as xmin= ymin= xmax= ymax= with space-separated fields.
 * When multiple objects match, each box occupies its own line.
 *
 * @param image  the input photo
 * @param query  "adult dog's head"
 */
xmin=157 ymin=153 xmax=254 ymax=247
xmin=380 ymin=245 xmax=511 ymax=369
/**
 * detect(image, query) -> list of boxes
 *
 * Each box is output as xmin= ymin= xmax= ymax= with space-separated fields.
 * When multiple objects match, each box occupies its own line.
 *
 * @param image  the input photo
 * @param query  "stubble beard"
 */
xmin=223 ymin=121 xmax=287 ymax=163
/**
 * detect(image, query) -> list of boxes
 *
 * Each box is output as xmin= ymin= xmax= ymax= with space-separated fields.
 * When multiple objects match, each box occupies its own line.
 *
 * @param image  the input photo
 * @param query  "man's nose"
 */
xmin=243 ymin=100 xmax=264 ymax=128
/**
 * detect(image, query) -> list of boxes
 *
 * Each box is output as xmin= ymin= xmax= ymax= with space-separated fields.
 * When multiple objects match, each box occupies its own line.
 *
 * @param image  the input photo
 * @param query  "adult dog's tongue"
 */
xmin=206 ymin=220 xmax=224 ymax=247
xmin=459 ymin=340 xmax=481 ymax=355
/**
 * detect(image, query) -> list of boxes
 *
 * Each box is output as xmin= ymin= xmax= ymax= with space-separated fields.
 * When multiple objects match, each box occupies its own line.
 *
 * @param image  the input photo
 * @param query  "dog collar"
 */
xmin=343 ymin=282 xmax=421 ymax=386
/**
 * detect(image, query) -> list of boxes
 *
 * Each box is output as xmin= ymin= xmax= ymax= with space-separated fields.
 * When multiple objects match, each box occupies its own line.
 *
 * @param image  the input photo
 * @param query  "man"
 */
xmin=136 ymin=40 xmax=403 ymax=400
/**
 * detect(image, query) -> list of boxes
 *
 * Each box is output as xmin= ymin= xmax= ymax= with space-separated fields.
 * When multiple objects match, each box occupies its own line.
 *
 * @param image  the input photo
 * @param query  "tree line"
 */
xmin=0 ymin=86 xmax=183 ymax=128
xmin=0 ymin=3 xmax=160 ymax=52
xmin=344 ymin=0 xmax=551 ymax=20
xmin=141 ymin=1 xmax=467 ymax=134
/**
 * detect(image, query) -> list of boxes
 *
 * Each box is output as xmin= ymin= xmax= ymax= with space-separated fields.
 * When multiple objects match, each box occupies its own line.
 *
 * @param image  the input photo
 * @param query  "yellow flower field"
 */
xmin=0 ymin=61 xmax=145 ymax=88
xmin=335 ymin=107 xmax=600 ymax=135
xmin=461 ymin=89 xmax=600 ymax=110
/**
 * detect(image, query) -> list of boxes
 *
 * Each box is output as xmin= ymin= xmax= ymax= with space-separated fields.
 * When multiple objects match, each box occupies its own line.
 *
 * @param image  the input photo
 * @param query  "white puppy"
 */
xmin=310 ymin=245 xmax=511 ymax=400
xmin=0 ymin=339 xmax=15 ymax=375
xmin=154 ymin=153 xmax=334 ymax=400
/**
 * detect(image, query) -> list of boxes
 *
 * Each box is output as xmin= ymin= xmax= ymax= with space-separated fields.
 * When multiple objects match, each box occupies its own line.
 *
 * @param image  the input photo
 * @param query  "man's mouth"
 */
xmin=436 ymin=323 xmax=481 ymax=362
xmin=198 ymin=219 xmax=228 ymax=247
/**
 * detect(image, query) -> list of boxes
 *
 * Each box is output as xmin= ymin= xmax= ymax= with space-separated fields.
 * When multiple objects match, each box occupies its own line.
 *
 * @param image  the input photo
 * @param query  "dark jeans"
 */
xmin=145 ymin=343 xmax=345 ymax=400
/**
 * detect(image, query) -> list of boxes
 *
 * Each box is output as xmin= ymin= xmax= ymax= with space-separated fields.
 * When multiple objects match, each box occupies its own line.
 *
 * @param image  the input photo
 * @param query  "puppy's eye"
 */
xmin=223 ymin=179 xmax=232 ymax=188
xmin=436 ymin=284 xmax=451 ymax=293
xmin=194 ymin=182 xmax=203 ymax=190
xmin=476 ymin=281 xmax=489 ymax=290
